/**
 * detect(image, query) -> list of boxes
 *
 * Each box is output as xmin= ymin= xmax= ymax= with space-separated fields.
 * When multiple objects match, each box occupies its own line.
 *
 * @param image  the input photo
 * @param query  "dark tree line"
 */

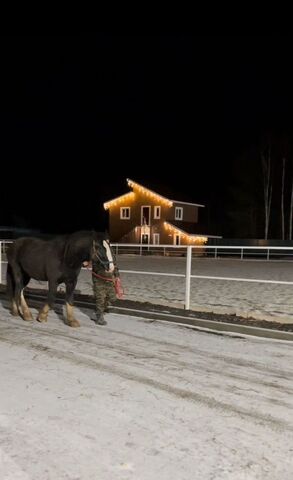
xmin=223 ymin=131 xmax=293 ymax=239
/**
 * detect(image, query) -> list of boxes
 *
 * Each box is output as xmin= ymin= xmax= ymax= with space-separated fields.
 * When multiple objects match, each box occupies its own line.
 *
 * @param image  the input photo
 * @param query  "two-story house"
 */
xmin=104 ymin=179 xmax=219 ymax=245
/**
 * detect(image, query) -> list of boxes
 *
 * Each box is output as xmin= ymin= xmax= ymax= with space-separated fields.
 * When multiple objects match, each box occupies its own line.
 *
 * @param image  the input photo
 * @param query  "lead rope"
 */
xmin=86 ymin=265 xmax=124 ymax=298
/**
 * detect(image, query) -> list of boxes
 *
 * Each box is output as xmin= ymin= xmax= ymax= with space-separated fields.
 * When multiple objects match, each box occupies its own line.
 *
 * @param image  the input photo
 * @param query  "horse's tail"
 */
xmin=6 ymin=262 xmax=15 ymax=302
xmin=6 ymin=243 xmax=19 ymax=312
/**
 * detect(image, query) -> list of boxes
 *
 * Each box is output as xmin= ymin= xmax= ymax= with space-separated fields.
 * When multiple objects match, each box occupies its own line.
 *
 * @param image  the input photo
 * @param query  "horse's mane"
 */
xmin=62 ymin=230 xmax=108 ymax=269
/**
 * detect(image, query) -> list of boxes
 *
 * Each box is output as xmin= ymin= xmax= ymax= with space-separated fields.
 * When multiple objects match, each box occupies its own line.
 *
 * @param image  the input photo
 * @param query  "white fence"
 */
xmin=2 ymin=241 xmax=293 ymax=310
xmin=111 ymin=243 xmax=293 ymax=260
xmin=111 ymin=244 xmax=293 ymax=309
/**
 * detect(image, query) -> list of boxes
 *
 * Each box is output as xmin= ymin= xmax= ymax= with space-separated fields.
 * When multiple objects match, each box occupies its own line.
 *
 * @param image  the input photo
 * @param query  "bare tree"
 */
xmin=279 ymin=133 xmax=292 ymax=240
xmin=281 ymin=157 xmax=286 ymax=240
xmin=289 ymin=178 xmax=293 ymax=240
xmin=261 ymin=146 xmax=273 ymax=239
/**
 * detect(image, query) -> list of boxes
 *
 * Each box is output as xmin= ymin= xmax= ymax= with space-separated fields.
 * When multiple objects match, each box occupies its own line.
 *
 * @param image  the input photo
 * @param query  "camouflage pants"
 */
xmin=92 ymin=277 xmax=116 ymax=315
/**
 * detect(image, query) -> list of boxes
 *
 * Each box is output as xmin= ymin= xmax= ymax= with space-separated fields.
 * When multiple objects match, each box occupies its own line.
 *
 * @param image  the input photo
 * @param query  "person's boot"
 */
xmin=92 ymin=312 xmax=107 ymax=325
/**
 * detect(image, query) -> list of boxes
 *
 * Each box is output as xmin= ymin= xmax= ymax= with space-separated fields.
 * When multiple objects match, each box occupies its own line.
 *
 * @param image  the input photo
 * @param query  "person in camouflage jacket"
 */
xmin=91 ymin=255 xmax=119 ymax=325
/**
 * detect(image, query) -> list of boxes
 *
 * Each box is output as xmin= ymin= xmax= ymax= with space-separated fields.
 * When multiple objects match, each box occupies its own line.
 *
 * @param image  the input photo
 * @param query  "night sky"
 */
xmin=1 ymin=33 xmax=292 ymax=236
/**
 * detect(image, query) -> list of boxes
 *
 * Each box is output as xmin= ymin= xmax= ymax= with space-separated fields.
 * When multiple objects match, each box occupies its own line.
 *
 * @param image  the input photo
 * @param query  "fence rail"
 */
xmin=111 ymin=243 xmax=293 ymax=259
xmin=2 ymin=241 xmax=293 ymax=310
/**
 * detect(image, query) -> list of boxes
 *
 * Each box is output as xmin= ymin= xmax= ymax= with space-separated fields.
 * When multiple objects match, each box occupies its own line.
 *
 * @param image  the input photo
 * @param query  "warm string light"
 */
xmin=164 ymin=222 xmax=207 ymax=244
xmin=104 ymin=179 xmax=173 ymax=210
xmin=104 ymin=192 xmax=135 ymax=210
xmin=127 ymin=178 xmax=173 ymax=207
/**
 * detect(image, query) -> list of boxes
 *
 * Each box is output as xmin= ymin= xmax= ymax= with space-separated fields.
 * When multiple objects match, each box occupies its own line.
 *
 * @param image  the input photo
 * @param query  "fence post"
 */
xmin=241 ymin=248 xmax=243 ymax=260
xmin=0 ymin=241 xmax=2 ymax=284
xmin=184 ymin=246 xmax=192 ymax=310
xmin=267 ymin=249 xmax=270 ymax=261
xmin=214 ymin=247 xmax=217 ymax=259
xmin=116 ymin=244 xmax=118 ymax=256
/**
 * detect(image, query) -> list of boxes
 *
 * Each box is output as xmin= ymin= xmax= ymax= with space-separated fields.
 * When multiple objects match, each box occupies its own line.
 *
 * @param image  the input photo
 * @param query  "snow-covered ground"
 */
xmin=1 ymin=300 xmax=293 ymax=479
xmin=10 ymin=255 xmax=293 ymax=324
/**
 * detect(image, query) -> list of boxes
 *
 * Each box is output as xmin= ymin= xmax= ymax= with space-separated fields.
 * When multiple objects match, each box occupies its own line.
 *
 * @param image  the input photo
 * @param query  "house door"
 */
xmin=141 ymin=206 xmax=151 ymax=226
xmin=153 ymin=233 xmax=160 ymax=245
xmin=141 ymin=233 xmax=149 ymax=244
xmin=141 ymin=224 xmax=150 ymax=244
xmin=173 ymin=234 xmax=180 ymax=245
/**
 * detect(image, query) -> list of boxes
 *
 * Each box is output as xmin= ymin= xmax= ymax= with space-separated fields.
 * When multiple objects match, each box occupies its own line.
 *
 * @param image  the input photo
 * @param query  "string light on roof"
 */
xmin=127 ymin=178 xmax=173 ymax=207
xmin=104 ymin=191 xmax=135 ymax=210
xmin=164 ymin=222 xmax=207 ymax=244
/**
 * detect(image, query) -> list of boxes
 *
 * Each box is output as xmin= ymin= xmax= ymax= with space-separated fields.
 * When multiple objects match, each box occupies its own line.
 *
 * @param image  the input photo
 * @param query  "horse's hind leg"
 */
xmin=20 ymin=273 xmax=33 ymax=321
xmin=7 ymin=263 xmax=32 ymax=321
xmin=20 ymin=290 xmax=33 ymax=321
xmin=37 ymin=280 xmax=57 ymax=323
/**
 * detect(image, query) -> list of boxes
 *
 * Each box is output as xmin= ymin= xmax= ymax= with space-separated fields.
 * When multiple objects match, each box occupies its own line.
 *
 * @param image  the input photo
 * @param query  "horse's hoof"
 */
xmin=11 ymin=310 xmax=19 ymax=317
xmin=37 ymin=315 xmax=48 ymax=323
xmin=68 ymin=319 xmax=80 ymax=328
xmin=23 ymin=314 xmax=34 ymax=321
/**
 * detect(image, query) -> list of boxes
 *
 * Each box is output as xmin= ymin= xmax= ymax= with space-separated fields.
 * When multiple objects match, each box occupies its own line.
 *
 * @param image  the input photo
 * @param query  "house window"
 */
xmin=154 ymin=206 xmax=161 ymax=219
xmin=175 ymin=207 xmax=183 ymax=220
xmin=120 ymin=207 xmax=130 ymax=219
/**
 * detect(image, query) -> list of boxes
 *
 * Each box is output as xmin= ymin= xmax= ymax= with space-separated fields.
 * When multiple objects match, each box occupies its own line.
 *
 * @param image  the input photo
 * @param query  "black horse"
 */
xmin=6 ymin=230 xmax=115 ymax=327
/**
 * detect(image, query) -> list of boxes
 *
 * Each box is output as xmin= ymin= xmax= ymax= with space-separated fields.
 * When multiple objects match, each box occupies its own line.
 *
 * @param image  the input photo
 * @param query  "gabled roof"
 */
xmin=104 ymin=178 xmax=204 ymax=209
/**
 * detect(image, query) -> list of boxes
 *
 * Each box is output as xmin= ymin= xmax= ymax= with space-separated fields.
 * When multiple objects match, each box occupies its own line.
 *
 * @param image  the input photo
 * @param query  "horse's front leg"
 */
xmin=65 ymin=280 xmax=80 ymax=327
xmin=37 ymin=281 xmax=57 ymax=323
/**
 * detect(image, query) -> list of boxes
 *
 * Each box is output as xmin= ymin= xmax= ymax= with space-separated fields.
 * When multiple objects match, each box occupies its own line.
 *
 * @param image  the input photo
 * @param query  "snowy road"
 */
xmin=1 ymin=302 xmax=293 ymax=479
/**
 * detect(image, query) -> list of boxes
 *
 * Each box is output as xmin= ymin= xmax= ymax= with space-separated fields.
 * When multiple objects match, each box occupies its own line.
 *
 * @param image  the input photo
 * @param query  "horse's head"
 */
xmin=63 ymin=230 xmax=115 ymax=271
xmin=92 ymin=233 xmax=115 ymax=273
